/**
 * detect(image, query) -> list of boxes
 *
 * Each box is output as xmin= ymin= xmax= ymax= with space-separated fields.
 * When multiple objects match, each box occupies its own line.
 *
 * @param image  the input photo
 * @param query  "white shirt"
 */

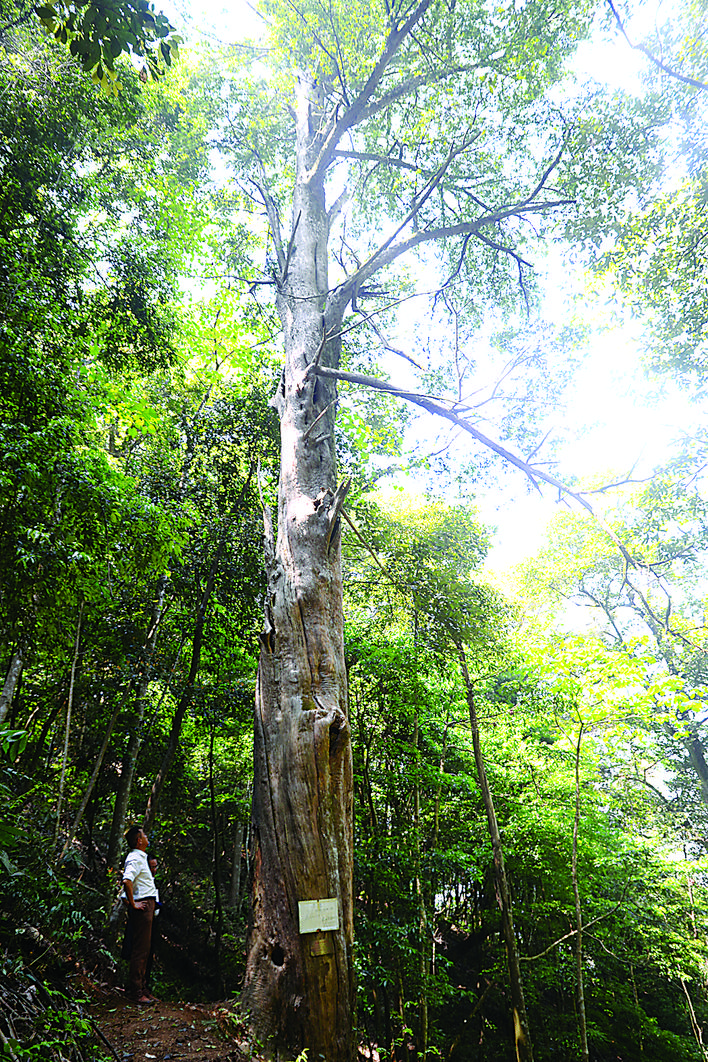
xmin=122 ymin=849 xmax=157 ymax=902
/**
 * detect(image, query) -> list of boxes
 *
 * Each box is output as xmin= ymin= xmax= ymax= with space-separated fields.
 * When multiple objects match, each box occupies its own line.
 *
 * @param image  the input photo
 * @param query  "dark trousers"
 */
xmin=123 ymin=911 xmax=158 ymax=990
xmin=126 ymin=898 xmax=155 ymax=999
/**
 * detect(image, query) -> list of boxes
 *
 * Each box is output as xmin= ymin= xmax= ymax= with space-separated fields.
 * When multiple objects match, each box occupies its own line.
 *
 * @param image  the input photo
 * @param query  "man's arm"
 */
xmin=123 ymin=878 xmax=147 ymax=910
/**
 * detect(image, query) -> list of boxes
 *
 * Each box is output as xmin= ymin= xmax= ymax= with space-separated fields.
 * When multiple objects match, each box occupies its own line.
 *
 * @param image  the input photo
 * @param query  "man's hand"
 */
xmin=123 ymin=879 xmax=146 ymax=910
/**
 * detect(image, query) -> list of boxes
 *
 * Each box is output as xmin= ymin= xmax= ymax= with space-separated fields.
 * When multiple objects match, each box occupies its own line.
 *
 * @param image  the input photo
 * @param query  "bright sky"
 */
xmin=476 ymin=289 xmax=699 ymax=578
xmin=166 ymin=0 xmax=263 ymax=43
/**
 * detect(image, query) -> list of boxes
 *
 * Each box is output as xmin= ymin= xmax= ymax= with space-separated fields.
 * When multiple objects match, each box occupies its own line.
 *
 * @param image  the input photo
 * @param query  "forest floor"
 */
xmin=86 ymin=982 xmax=253 ymax=1062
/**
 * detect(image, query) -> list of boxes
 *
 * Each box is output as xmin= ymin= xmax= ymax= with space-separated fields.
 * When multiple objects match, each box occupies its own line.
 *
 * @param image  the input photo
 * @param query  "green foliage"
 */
xmin=0 ymin=729 xmax=28 ymax=764
xmin=344 ymin=493 xmax=708 ymax=1060
xmin=598 ymin=0 xmax=708 ymax=380
xmin=32 ymin=0 xmax=180 ymax=92
xmin=0 ymin=26 xmax=277 ymax=1041
xmin=519 ymin=460 xmax=708 ymax=834
xmin=345 ymin=495 xmax=509 ymax=653
xmin=0 ymin=731 xmax=28 ymax=856
xmin=0 ymin=766 xmax=114 ymax=1059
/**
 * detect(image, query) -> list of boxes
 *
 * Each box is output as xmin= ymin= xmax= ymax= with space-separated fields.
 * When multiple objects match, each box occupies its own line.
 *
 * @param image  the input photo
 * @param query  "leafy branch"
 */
xmin=606 ymin=0 xmax=708 ymax=91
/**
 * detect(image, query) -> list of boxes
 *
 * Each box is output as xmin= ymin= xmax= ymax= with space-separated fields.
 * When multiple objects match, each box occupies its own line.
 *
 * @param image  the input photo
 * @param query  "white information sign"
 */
xmin=298 ymin=898 xmax=339 ymax=934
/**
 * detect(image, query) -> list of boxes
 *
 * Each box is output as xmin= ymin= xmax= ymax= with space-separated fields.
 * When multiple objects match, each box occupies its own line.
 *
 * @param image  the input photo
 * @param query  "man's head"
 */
xmin=148 ymin=854 xmax=158 ymax=876
xmin=125 ymin=825 xmax=148 ymax=852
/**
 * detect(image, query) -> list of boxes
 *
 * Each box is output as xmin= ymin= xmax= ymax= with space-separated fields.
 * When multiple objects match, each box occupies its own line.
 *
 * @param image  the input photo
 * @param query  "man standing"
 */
xmin=122 ymin=825 xmax=157 ymax=1005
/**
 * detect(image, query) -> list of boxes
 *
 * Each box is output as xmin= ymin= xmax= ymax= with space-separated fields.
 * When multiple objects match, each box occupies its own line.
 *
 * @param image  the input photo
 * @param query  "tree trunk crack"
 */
xmin=297 ymin=598 xmax=316 ymax=693
xmin=255 ymin=665 xmax=290 ymax=911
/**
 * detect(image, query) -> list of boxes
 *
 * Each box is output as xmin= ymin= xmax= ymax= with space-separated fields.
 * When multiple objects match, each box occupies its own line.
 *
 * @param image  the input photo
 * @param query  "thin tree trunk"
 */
xmin=229 ymin=820 xmax=246 ymax=911
xmin=572 ymin=726 xmax=589 ymax=1062
xmin=59 ymin=689 xmax=128 ymax=860
xmin=107 ymin=574 xmax=167 ymax=867
xmin=680 ymin=978 xmax=708 ymax=1061
xmin=143 ymin=471 xmax=253 ymax=833
xmin=396 ymin=968 xmax=407 ymax=1062
xmin=432 ymin=717 xmax=452 ymax=851
xmin=209 ymin=723 xmax=226 ymax=997
xmin=411 ymin=611 xmax=429 ymax=1062
xmin=22 ymin=701 xmax=62 ymax=778
xmin=457 ymin=646 xmax=534 ymax=1062
xmin=413 ymin=709 xmax=429 ymax=1062
xmin=54 ymin=603 xmax=83 ymax=848
xmin=630 ymin=965 xmax=644 ymax=1055
xmin=108 ymin=393 xmax=233 ymax=862
xmin=139 ymin=633 xmax=186 ymax=748
xmin=141 ymin=574 xmax=213 ymax=833
xmin=0 ymin=648 xmax=23 ymax=726
xmin=241 ymin=72 xmax=355 ymax=1062
xmin=685 ymin=733 xmax=708 ymax=804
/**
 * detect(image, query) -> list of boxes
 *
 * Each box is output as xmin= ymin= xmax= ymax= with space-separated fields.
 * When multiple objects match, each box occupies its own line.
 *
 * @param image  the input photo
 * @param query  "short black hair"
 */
xmin=125 ymin=825 xmax=142 ymax=850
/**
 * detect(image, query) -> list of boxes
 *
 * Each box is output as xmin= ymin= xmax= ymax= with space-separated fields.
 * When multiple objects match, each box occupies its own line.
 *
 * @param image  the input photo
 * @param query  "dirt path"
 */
xmin=87 ymin=985 xmax=252 ymax=1062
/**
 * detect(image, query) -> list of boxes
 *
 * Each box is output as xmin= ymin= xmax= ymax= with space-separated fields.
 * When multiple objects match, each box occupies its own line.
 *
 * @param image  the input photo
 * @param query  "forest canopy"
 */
xmin=1 ymin=0 xmax=708 ymax=1060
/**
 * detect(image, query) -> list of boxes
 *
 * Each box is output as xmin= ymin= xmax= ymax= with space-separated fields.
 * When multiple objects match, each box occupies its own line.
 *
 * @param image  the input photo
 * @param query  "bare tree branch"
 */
xmin=313 ymin=0 xmax=437 ymax=177
xmin=584 ymin=472 xmax=652 ymax=493
xmin=344 ymin=131 xmax=475 ymax=286
xmin=520 ymin=898 xmax=626 ymax=962
xmin=311 ymin=362 xmax=636 ymax=564
xmin=329 ymin=135 xmax=573 ymax=307
xmin=473 ymin=230 xmax=532 ymax=269
xmin=355 ymin=65 xmax=469 ymax=124
xmin=248 ymin=165 xmax=286 ymax=274
xmin=332 ymin=195 xmax=572 ymax=311
xmin=607 ymin=0 xmax=708 ymax=91
xmin=333 ymin=148 xmax=421 ymax=171
xmin=355 ymin=307 xmax=423 ymax=367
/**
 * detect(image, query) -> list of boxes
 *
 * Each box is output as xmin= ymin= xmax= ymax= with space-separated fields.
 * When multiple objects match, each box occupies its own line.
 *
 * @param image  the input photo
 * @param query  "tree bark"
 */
xmin=457 ymin=647 xmax=534 ymax=1062
xmin=241 ymin=71 xmax=355 ymax=1062
xmin=0 ymin=648 xmax=23 ymax=726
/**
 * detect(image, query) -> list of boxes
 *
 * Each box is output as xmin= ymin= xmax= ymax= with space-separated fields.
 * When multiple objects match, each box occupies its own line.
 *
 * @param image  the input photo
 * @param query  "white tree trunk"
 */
xmin=0 ymin=649 xmax=23 ymax=726
xmin=242 ymin=73 xmax=355 ymax=1062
